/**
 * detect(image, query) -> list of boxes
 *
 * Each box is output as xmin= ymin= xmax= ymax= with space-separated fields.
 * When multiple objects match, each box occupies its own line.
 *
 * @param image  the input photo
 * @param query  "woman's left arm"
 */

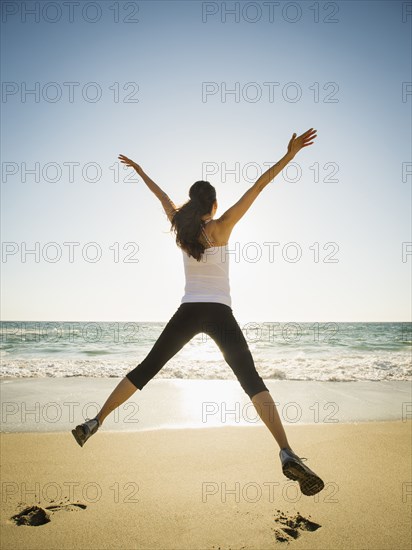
xmin=118 ymin=154 xmax=177 ymax=221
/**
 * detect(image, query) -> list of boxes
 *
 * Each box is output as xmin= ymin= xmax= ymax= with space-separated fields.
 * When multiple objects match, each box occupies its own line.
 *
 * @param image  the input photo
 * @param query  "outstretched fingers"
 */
xmin=302 ymin=128 xmax=317 ymax=139
xmin=302 ymin=129 xmax=317 ymax=146
xmin=118 ymin=154 xmax=135 ymax=167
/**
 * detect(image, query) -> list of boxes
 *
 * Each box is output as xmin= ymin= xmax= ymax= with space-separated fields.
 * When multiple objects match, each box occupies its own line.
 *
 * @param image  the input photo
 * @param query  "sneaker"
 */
xmin=71 ymin=417 xmax=100 ymax=448
xmin=279 ymin=447 xmax=324 ymax=496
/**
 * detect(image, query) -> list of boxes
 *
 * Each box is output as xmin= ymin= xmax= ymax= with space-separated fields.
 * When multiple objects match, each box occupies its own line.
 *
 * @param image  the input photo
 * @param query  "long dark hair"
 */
xmin=170 ymin=180 xmax=216 ymax=261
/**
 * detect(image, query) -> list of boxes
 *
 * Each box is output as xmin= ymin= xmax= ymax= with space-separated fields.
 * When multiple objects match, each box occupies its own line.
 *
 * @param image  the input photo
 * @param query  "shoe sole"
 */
xmin=71 ymin=427 xmax=85 ymax=448
xmin=282 ymin=460 xmax=325 ymax=496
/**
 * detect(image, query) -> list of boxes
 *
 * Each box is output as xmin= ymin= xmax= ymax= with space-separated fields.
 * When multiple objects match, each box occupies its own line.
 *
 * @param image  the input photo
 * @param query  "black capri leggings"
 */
xmin=126 ymin=302 xmax=269 ymax=400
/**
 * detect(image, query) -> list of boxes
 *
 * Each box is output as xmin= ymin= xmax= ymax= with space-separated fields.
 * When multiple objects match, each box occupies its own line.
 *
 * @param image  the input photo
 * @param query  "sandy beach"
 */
xmin=2 ymin=0 xmax=411 ymax=547
xmin=1 ymin=419 xmax=411 ymax=549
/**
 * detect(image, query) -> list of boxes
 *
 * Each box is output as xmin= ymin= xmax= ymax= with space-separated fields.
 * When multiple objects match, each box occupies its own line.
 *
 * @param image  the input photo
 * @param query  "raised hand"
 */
xmin=287 ymin=128 xmax=317 ymax=156
xmin=118 ymin=154 xmax=141 ymax=173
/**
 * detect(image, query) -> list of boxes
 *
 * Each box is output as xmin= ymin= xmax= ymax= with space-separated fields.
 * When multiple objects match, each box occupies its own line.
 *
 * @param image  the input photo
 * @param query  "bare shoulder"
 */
xmin=206 ymin=218 xmax=233 ymax=246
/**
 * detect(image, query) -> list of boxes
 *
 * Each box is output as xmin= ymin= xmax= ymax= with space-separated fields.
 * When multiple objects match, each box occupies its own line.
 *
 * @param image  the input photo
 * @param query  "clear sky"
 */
xmin=1 ymin=0 xmax=411 ymax=323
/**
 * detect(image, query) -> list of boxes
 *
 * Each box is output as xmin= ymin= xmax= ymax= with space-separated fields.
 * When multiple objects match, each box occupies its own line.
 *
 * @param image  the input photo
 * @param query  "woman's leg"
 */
xmin=204 ymin=304 xmax=293 ymax=451
xmin=95 ymin=304 xmax=198 ymax=426
xmin=251 ymin=390 xmax=292 ymax=451
xmin=96 ymin=376 xmax=137 ymax=426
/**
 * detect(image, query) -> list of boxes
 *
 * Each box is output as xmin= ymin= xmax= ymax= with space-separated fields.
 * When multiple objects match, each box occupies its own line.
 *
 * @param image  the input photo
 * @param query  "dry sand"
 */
xmin=1 ymin=420 xmax=411 ymax=549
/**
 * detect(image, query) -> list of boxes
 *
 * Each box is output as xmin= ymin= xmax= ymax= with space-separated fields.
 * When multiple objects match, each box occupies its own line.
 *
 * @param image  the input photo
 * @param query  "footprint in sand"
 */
xmin=10 ymin=502 xmax=87 ymax=526
xmin=272 ymin=509 xmax=321 ymax=543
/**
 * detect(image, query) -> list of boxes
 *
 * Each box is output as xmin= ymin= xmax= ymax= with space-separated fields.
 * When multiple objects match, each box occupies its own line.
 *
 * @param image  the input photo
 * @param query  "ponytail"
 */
xmin=170 ymin=181 xmax=216 ymax=261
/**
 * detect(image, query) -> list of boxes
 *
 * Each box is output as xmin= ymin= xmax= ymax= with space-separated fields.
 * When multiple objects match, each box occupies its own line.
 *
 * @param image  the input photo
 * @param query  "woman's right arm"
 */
xmin=216 ymin=128 xmax=317 ymax=235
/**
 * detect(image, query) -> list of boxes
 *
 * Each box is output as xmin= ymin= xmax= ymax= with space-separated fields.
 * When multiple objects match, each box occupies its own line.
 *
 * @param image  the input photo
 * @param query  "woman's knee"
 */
xmin=222 ymin=349 xmax=266 ymax=396
xmin=243 ymin=379 xmax=269 ymax=400
xmin=125 ymin=371 xmax=143 ymax=390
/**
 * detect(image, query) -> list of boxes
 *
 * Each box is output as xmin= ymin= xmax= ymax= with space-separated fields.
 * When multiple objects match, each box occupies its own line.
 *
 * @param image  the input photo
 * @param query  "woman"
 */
xmin=72 ymin=128 xmax=324 ymax=497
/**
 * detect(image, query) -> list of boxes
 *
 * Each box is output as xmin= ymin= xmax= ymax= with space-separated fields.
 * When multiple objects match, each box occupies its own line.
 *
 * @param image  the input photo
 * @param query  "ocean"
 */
xmin=1 ymin=321 xmax=411 ymax=382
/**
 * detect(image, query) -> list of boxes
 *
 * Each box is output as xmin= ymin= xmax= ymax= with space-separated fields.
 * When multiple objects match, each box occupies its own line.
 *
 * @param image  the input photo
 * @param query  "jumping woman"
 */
xmin=72 ymin=128 xmax=324 ymax=497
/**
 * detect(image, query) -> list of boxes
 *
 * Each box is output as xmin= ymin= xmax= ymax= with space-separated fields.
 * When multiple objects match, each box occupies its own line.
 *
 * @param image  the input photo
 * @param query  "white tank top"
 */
xmin=181 ymin=219 xmax=232 ymax=307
